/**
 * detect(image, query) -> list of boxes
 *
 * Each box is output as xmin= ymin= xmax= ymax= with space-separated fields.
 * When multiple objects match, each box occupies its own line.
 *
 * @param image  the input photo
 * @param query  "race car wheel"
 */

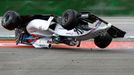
xmin=1 ymin=11 xmax=21 ymax=30
xmin=61 ymin=9 xmax=79 ymax=30
xmin=94 ymin=33 xmax=112 ymax=48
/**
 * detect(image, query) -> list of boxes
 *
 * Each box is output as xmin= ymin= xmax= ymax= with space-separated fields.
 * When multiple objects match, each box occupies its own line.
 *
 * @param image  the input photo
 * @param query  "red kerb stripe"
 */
xmin=0 ymin=40 xmax=134 ymax=49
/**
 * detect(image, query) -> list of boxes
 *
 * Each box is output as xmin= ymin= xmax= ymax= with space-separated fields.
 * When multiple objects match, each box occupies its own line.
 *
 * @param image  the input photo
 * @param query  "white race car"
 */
xmin=1 ymin=9 xmax=126 ymax=48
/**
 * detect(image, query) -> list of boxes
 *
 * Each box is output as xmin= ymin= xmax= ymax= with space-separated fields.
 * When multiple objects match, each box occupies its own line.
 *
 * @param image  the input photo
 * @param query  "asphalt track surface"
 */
xmin=0 ymin=17 xmax=134 ymax=75
xmin=0 ymin=48 xmax=134 ymax=75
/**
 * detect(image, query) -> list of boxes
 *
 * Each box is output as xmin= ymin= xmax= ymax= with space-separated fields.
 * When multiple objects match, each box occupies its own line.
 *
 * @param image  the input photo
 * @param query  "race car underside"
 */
xmin=1 ymin=9 xmax=126 ymax=48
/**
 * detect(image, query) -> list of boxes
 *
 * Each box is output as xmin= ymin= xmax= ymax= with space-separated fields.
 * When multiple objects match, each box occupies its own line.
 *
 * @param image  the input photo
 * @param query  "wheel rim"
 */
xmin=62 ymin=13 xmax=69 ymax=24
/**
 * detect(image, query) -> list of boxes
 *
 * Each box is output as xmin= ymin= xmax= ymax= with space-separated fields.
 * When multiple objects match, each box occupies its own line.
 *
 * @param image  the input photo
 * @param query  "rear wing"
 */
xmin=107 ymin=25 xmax=126 ymax=38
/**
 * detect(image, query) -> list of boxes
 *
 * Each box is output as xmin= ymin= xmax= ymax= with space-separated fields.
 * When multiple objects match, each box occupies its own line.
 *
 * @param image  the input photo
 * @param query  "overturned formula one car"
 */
xmin=1 ymin=9 xmax=126 ymax=48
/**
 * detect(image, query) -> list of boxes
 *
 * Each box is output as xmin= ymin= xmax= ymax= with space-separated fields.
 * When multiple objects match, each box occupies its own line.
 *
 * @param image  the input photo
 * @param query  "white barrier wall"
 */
xmin=0 ymin=17 xmax=134 ymax=37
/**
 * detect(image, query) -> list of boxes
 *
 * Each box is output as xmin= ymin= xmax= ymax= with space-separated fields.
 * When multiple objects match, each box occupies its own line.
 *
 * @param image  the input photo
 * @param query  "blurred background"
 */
xmin=0 ymin=0 xmax=134 ymax=16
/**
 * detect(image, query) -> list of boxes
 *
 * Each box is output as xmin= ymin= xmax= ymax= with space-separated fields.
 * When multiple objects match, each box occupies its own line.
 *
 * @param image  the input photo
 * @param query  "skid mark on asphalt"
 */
xmin=0 ymin=40 xmax=134 ymax=49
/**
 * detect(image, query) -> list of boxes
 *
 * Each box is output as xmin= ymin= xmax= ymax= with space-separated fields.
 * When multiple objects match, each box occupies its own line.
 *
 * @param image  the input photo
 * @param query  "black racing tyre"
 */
xmin=1 ymin=11 xmax=21 ymax=30
xmin=94 ymin=33 xmax=112 ymax=48
xmin=61 ymin=9 xmax=79 ymax=30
